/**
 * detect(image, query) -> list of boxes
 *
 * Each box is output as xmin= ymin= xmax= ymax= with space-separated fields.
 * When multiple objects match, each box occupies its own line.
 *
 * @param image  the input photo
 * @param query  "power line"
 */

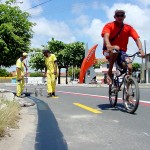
xmin=25 ymin=0 xmax=52 ymax=11
xmin=28 ymin=1 xmax=93 ymax=18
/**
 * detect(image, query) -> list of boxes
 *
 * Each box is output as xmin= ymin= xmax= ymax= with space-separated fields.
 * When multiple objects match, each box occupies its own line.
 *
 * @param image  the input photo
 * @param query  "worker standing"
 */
xmin=16 ymin=52 xmax=28 ymax=97
xmin=43 ymin=49 xmax=58 ymax=97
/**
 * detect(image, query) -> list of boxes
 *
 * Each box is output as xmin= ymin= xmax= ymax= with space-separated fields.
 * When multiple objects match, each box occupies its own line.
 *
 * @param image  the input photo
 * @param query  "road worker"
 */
xmin=43 ymin=49 xmax=58 ymax=97
xmin=16 ymin=52 xmax=28 ymax=97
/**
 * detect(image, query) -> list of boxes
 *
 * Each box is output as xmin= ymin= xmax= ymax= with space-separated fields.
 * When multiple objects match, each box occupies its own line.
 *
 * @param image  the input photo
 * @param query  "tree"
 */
xmin=68 ymin=67 xmax=80 ymax=79
xmin=29 ymin=48 xmax=45 ymax=72
xmin=47 ymin=38 xmax=66 ymax=84
xmin=63 ymin=42 xmax=85 ymax=83
xmin=132 ymin=63 xmax=140 ymax=72
xmin=47 ymin=38 xmax=66 ymax=67
xmin=29 ymin=38 xmax=85 ymax=84
xmin=47 ymin=39 xmax=85 ymax=83
xmin=64 ymin=42 xmax=85 ymax=68
xmin=0 ymin=0 xmax=34 ymax=67
xmin=0 ymin=68 xmax=12 ymax=77
xmin=93 ymin=60 xmax=105 ymax=69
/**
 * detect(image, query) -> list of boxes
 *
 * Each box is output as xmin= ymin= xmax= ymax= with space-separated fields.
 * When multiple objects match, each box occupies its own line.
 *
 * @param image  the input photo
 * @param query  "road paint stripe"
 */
xmin=52 ymin=96 xmax=59 ymax=99
xmin=73 ymin=103 xmax=102 ymax=114
xmin=57 ymin=90 xmax=150 ymax=106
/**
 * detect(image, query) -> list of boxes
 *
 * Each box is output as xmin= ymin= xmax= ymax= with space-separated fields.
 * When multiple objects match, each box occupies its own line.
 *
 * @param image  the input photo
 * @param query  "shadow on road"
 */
xmin=29 ymin=96 xmax=68 ymax=150
xmin=97 ymin=103 xmax=128 ymax=113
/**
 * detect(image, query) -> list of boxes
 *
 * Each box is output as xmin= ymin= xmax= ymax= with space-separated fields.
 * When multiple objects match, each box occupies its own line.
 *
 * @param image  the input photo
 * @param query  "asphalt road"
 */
xmin=1 ymin=84 xmax=150 ymax=150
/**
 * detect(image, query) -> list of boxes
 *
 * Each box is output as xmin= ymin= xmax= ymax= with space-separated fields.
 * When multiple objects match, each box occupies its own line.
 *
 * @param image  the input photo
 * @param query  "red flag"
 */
xmin=79 ymin=44 xmax=98 ymax=83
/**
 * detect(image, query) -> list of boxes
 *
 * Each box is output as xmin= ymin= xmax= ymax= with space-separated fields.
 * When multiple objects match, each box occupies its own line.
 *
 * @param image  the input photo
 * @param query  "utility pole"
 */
xmin=144 ymin=40 xmax=148 ymax=83
xmin=141 ymin=54 xmax=144 ymax=83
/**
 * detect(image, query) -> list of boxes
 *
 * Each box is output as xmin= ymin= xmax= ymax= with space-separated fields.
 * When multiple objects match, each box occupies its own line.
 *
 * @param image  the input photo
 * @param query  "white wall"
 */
xmin=25 ymin=77 xmax=71 ymax=84
xmin=26 ymin=77 xmax=43 ymax=84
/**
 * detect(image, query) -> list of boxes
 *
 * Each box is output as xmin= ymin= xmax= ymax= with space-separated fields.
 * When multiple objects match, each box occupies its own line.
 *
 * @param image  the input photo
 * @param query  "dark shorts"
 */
xmin=117 ymin=50 xmax=128 ymax=68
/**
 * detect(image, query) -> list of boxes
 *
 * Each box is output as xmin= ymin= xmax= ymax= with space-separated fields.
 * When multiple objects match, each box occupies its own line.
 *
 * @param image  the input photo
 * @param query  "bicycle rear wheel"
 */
xmin=109 ymin=83 xmax=118 ymax=107
xmin=123 ymin=77 xmax=140 ymax=114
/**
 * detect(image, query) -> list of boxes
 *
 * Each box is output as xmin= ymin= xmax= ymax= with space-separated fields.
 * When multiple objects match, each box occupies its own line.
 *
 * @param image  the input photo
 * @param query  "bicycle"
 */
xmin=108 ymin=50 xmax=141 ymax=114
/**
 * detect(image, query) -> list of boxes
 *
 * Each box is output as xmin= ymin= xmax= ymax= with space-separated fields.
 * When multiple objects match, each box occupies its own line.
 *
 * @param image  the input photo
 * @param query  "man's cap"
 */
xmin=115 ymin=9 xmax=125 ymax=15
xmin=22 ymin=52 xmax=28 ymax=56
xmin=43 ymin=49 xmax=50 ymax=54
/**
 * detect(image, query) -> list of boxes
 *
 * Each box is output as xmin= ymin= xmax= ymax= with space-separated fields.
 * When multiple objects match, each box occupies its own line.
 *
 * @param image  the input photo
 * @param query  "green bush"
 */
xmin=0 ymin=69 xmax=12 ymax=77
xmin=30 ymin=72 xmax=44 ymax=77
xmin=68 ymin=67 xmax=80 ymax=79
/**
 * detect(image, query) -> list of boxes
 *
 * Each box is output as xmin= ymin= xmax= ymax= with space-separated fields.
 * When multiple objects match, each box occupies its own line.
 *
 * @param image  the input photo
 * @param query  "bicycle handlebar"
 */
xmin=112 ymin=49 xmax=142 ymax=58
xmin=128 ymin=52 xmax=140 ymax=57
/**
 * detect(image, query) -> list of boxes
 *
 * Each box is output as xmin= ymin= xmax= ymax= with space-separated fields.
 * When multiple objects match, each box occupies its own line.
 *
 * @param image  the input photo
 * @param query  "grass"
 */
xmin=0 ymin=99 xmax=20 ymax=137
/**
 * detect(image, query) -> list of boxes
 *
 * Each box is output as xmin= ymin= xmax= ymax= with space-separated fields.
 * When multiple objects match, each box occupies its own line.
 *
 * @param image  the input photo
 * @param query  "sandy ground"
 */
xmin=0 ymin=92 xmax=37 ymax=150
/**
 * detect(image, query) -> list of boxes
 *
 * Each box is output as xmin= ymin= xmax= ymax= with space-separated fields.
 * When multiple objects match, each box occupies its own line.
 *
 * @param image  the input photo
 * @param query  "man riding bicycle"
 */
xmin=101 ymin=9 xmax=145 ymax=85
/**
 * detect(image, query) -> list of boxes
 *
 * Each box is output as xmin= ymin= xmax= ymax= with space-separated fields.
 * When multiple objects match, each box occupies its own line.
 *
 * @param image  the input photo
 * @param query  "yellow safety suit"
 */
xmin=45 ymin=54 xmax=58 ymax=94
xmin=16 ymin=58 xmax=25 ymax=96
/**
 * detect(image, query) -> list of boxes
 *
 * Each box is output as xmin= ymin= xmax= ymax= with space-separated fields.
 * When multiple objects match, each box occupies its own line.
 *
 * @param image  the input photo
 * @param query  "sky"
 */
xmin=2 ymin=0 xmax=150 ymax=71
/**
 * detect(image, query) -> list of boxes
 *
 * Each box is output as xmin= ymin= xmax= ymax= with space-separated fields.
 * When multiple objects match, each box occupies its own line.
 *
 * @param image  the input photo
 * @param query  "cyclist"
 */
xmin=101 ymin=9 xmax=145 ymax=85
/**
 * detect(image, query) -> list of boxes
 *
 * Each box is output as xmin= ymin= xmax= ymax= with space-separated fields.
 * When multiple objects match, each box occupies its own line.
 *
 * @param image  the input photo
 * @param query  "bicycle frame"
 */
xmin=113 ymin=72 xmax=126 ymax=92
xmin=113 ymin=51 xmax=140 ymax=91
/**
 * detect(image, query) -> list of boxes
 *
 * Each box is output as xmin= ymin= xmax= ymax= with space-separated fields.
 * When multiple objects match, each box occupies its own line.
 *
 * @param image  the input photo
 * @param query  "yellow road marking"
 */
xmin=52 ymin=96 xmax=59 ymax=99
xmin=73 ymin=103 xmax=102 ymax=114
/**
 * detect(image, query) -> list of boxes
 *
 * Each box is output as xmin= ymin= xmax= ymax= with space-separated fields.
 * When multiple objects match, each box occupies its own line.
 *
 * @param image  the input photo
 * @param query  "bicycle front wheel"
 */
xmin=123 ymin=77 xmax=140 ymax=114
xmin=109 ymin=83 xmax=118 ymax=107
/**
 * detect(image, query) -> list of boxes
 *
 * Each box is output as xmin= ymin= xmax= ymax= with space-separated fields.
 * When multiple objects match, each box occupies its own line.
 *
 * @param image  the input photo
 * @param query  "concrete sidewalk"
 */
xmin=0 ymin=91 xmax=37 ymax=150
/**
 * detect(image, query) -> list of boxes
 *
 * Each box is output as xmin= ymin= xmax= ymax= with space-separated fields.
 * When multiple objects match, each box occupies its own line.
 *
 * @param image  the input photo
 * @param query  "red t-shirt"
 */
xmin=101 ymin=21 xmax=140 ymax=52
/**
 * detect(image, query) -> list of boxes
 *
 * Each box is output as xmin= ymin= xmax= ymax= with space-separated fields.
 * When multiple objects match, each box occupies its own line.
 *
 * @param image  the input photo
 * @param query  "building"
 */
xmin=95 ymin=58 xmax=117 ymax=74
xmin=95 ymin=58 xmax=117 ymax=83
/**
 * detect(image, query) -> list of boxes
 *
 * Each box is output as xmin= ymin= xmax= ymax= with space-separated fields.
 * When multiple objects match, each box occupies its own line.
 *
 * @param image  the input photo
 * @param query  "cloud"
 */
xmin=72 ymin=3 xmax=88 ymax=14
xmin=1 ymin=0 xmax=43 ymax=16
xmin=31 ymin=17 xmax=76 ymax=47
xmin=82 ymin=19 xmax=104 ymax=44
xmin=21 ymin=1 xmax=76 ymax=46
xmin=3 ymin=0 xmax=150 ymax=57
xmin=105 ymin=3 xmax=150 ymax=53
xmin=92 ymin=1 xmax=102 ymax=10
xmin=74 ymin=18 xmax=105 ymax=58
xmin=74 ymin=15 xmax=90 ymax=26
xmin=138 ymin=0 xmax=150 ymax=6
xmin=79 ymin=2 xmax=150 ymax=55
xmin=72 ymin=1 xmax=102 ymax=14
xmin=105 ymin=3 xmax=149 ymax=27
xmin=19 ymin=0 xmax=43 ymax=16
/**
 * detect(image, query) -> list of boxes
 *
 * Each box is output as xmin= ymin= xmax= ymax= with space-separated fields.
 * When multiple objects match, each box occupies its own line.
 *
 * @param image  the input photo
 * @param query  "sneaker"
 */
xmin=52 ymin=92 xmax=55 ymax=96
xmin=47 ymin=93 xmax=52 ymax=98
xmin=124 ymin=94 xmax=134 ymax=108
